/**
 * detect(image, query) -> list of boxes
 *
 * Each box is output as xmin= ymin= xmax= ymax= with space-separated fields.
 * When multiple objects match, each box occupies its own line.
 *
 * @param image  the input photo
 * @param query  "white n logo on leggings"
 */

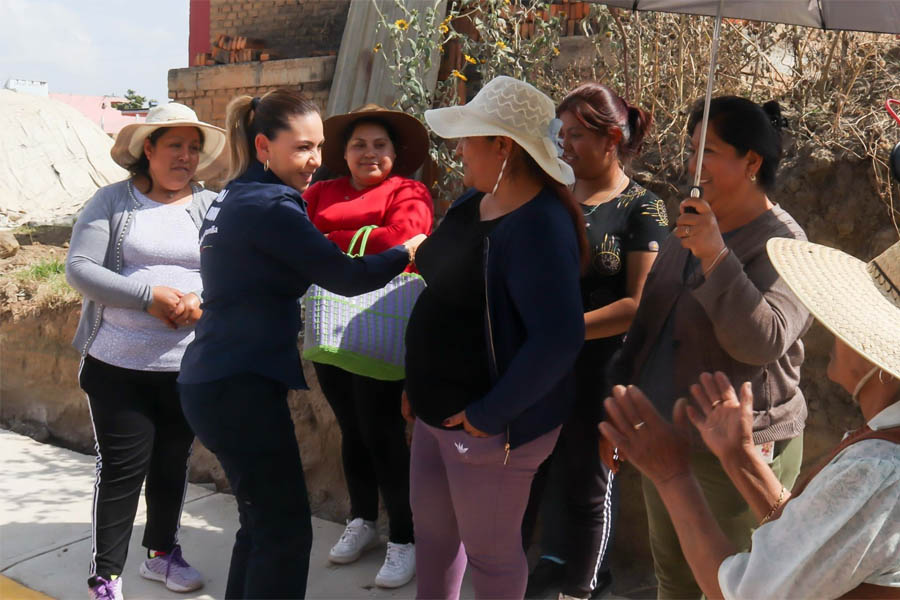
xmin=454 ymin=442 xmax=469 ymax=454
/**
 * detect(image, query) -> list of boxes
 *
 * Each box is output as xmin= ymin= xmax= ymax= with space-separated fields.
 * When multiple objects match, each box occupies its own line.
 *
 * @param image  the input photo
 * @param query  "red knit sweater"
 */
xmin=304 ymin=175 xmax=433 ymax=254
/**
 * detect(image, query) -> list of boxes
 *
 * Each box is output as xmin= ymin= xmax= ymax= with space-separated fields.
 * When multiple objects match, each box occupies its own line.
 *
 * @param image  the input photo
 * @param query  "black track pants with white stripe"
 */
xmin=522 ymin=346 xmax=620 ymax=599
xmin=81 ymin=355 xmax=195 ymax=581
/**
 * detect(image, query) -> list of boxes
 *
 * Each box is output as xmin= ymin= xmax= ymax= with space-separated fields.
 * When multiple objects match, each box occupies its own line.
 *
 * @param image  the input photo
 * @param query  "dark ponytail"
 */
xmin=762 ymin=100 xmax=789 ymax=131
xmin=557 ymin=82 xmax=652 ymax=163
xmin=623 ymin=104 xmax=652 ymax=158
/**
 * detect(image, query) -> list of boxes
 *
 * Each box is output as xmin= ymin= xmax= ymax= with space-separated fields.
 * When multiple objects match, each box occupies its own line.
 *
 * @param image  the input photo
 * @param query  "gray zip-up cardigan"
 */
xmin=608 ymin=205 xmax=812 ymax=445
xmin=66 ymin=179 xmax=217 ymax=356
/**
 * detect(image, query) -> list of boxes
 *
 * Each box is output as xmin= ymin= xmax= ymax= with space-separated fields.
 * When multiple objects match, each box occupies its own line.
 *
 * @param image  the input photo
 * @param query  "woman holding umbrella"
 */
xmin=607 ymin=95 xmax=810 ymax=599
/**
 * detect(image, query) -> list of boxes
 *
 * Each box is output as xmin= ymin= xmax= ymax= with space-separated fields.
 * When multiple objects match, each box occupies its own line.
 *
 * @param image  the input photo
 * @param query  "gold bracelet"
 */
xmin=703 ymin=246 xmax=730 ymax=278
xmin=760 ymin=486 xmax=786 ymax=525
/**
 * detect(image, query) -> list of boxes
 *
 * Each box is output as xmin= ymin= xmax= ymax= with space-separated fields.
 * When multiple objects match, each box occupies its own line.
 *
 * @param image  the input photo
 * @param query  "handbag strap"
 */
xmin=346 ymin=225 xmax=377 ymax=257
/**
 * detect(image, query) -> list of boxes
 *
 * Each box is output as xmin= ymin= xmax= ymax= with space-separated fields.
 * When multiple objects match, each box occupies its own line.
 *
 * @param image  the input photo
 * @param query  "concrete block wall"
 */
xmin=168 ymin=55 xmax=337 ymax=128
xmin=209 ymin=0 xmax=350 ymax=59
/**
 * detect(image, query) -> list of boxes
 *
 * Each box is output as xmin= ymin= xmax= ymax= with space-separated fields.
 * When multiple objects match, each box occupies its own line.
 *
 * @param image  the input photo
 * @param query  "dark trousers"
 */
xmin=313 ymin=363 xmax=413 ymax=543
xmin=180 ymin=373 xmax=312 ymax=599
xmin=522 ymin=354 xmax=619 ymax=599
xmin=79 ymin=355 xmax=194 ymax=582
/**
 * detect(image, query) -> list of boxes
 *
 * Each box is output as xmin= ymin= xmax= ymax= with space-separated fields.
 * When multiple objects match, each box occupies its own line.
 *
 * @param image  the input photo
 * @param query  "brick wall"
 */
xmin=209 ymin=0 xmax=350 ymax=59
xmin=168 ymin=56 xmax=336 ymax=128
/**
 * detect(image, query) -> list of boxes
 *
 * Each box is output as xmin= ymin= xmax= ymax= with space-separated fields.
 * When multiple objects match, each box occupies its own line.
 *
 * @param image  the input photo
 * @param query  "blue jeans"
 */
xmin=180 ymin=373 xmax=312 ymax=599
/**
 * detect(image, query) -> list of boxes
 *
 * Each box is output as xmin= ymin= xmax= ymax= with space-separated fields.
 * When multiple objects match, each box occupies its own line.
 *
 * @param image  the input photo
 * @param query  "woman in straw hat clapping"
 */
xmin=303 ymin=105 xmax=433 ymax=588
xmin=177 ymin=90 xmax=425 ymax=599
xmin=66 ymin=102 xmax=227 ymax=599
xmin=600 ymin=238 xmax=900 ymax=599
xmin=402 ymin=75 xmax=589 ymax=599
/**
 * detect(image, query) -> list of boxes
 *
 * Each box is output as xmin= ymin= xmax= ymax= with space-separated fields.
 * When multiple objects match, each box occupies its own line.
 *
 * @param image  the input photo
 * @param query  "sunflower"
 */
xmin=449 ymin=69 xmax=468 ymax=81
xmin=395 ymin=19 xmax=410 ymax=31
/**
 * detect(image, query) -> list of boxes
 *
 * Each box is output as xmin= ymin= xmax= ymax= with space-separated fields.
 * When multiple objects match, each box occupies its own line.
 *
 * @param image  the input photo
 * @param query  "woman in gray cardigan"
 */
xmin=66 ymin=103 xmax=225 ymax=600
xmin=608 ymin=97 xmax=811 ymax=600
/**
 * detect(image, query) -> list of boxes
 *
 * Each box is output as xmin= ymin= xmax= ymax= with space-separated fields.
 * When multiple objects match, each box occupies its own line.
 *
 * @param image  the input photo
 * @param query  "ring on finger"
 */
xmin=633 ymin=421 xmax=646 ymax=430
xmin=711 ymin=400 xmax=722 ymax=408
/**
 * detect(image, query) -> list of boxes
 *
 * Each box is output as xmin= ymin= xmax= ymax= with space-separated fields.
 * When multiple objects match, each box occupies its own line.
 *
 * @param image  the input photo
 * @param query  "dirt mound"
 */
xmin=0 ymin=90 xmax=126 ymax=228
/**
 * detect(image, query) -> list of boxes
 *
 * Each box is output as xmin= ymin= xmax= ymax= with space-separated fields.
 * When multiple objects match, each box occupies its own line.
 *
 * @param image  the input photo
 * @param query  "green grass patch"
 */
xmin=16 ymin=259 xmax=66 ymax=281
xmin=11 ymin=258 xmax=79 ymax=309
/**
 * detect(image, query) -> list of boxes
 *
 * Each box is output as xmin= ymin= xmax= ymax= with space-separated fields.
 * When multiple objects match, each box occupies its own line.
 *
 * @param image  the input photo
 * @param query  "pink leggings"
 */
xmin=410 ymin=420 xmax=560 ymax=600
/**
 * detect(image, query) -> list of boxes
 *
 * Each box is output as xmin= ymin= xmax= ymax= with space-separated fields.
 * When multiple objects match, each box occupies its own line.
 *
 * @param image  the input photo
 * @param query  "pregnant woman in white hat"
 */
xmin=403 ymin=76 xmax=589 ymax=599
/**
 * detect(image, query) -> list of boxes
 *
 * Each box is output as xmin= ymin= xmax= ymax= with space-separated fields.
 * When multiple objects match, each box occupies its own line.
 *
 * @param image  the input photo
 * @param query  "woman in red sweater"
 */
xmin=303 ymin=104 xmax=433 ymax=589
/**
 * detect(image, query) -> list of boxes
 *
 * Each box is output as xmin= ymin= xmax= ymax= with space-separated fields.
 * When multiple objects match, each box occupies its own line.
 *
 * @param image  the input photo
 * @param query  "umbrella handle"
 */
xmin=887 ymin=99 xmax=900 ymax=127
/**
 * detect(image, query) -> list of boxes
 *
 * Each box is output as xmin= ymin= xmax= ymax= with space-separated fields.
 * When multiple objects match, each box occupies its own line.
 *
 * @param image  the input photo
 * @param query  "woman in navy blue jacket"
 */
xmin=178 ymin=90 xmax=425 ymax=600
xmin=402 ymin=76 xmax=588 ymax=599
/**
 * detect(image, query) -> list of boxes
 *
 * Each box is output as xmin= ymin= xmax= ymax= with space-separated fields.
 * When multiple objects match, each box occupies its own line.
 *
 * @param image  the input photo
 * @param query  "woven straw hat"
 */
xmin=322 ymin=104 xmax=429 ymax=177
xmin=424 ymin=76 xmax=575 ymax=186
xmin=111 ymin=103 xmax=227 ymax=181
xmin=767 ymin=237 xmax=900 ymax=378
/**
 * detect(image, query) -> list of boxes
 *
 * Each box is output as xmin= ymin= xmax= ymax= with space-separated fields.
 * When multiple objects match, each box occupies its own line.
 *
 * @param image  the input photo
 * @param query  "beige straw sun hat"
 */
xmin=767 ymin=237 xmax=900 ymax=378
xmin=424 ymin=76 xmax=575 ymax=186
xmin=111 ymin=102 xmax=227 ymax=181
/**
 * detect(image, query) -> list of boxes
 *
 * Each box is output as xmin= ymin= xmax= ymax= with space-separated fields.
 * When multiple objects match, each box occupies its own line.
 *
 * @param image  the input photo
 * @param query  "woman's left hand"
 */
xmin=170 ymin=292 xmax=202 ymax=326
xmin=598 ymin=385 xmax=691 ymax=485
xmin=675 ymin=197 xmax=726 ymax=265
xmin=443 ymin=410 xmax=491 ymax=438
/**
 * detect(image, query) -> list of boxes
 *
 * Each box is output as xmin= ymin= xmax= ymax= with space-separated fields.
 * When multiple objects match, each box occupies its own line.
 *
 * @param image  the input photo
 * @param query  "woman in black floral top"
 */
xmin=523 ymin=83 xmax=669 ymax=600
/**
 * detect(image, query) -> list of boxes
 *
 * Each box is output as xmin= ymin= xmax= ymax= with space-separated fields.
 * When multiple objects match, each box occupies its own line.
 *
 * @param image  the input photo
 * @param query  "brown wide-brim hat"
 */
xmin=323 ymin=104 xmax=429 ymax=177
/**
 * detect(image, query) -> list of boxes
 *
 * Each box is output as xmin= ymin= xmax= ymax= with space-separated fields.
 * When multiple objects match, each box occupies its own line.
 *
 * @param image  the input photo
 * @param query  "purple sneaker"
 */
xmin=88 ymin=576 xmax=123 ymax=600
xmin=138 ymin=545 xmax=204 ymax=592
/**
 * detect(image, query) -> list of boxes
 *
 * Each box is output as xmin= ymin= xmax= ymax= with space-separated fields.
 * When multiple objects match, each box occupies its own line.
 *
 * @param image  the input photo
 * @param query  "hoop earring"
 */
xmin=491 ymin=156 xmax=508 ymax=196
xmin=264 ymin=159 xmax=270 ymax=172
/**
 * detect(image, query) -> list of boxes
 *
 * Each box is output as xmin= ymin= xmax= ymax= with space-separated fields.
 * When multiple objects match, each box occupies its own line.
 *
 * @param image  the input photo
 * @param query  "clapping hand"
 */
xmin=683 ymin=372 xmax=755 ymax=461
xmin=598 ymin=385 xmax=691 ymax=485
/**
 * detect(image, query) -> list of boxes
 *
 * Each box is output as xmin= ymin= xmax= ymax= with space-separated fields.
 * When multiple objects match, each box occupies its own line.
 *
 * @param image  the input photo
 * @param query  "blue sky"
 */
xmin=0 ymin=0 xmax=189 ymax=103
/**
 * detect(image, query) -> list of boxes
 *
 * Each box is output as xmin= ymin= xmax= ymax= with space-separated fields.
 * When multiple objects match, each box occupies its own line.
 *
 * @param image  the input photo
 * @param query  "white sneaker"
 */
xmin=374 ymin=542 xmax=415 ymax=588
xmin=328 ymin=517 xmax=379 ymax=564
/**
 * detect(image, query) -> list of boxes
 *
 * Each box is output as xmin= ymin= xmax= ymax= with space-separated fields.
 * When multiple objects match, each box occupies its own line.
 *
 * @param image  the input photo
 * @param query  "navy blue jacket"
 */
xmin=458 ymin=187 xmax=585 ymax=448
xmin=179 ymin=161 xmax=409 ymax=389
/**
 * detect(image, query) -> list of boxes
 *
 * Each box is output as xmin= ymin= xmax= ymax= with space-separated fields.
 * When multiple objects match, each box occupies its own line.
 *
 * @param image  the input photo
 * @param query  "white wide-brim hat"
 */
xmin=424 ymin=76 xmax=574 ymax=186
xmin=767 ymin=237 xmax=900 ymax=379
xmin=111 ymin=102 xmax=227 ymax=181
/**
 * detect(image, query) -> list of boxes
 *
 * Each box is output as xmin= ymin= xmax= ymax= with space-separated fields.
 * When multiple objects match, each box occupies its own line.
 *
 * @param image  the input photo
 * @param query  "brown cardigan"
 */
xmin=609 ymin=205 xmax=812 ymax=444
